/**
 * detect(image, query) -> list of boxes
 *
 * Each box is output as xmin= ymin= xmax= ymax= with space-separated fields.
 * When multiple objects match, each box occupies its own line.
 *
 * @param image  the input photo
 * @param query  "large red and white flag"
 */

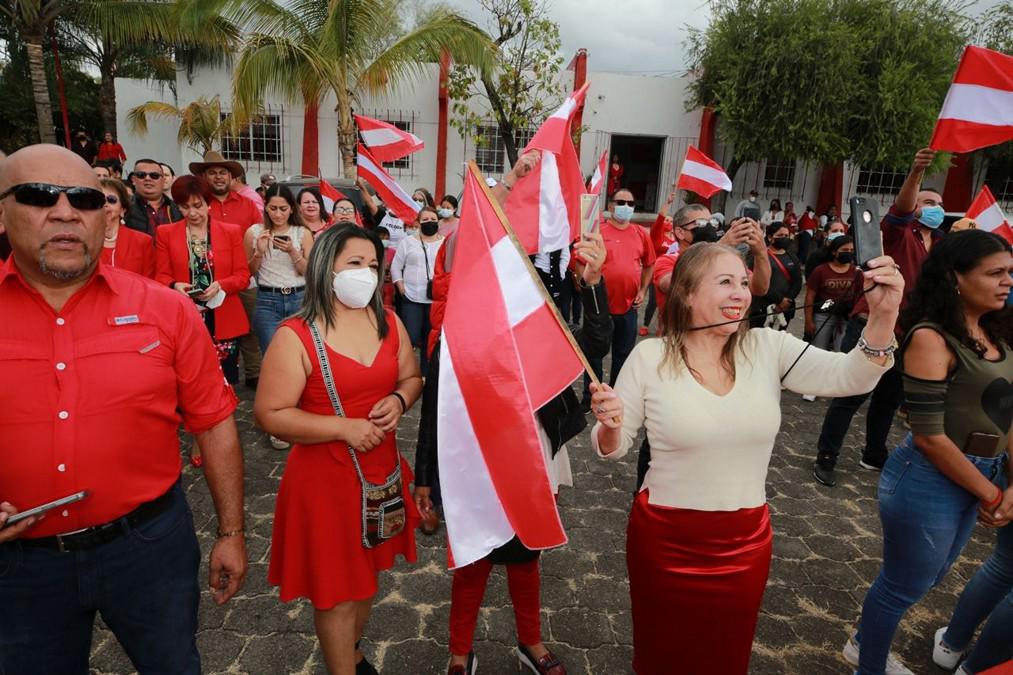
xmin=505 ymin=83 xmax=589 ymax=253
xmin=677 ymin=146 xmax=733 ymax=198
xmin=587 ymin=150 xmax=608 ymax=196
xmin=438 ymin=164 xmax=584 ymax=568
xmin=354 ymin=114 xmax=424 ymax=163
xmin=318 ymin=178 xmax=362 ymax=226
xmin=929 ymin=46 xmax=1013 ymax=153
xmin=356 ymin=144 xmax=420 ymax=224
xmin=966 ymin=185 xmax=1013 ymax=243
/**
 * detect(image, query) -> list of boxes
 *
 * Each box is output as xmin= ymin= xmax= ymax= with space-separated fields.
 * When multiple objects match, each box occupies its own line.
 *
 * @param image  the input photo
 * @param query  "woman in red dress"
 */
xmin=255 ymin=226 xmax=423 ymax=675
xmin=99 ymin=178 xmax=154 ymax=278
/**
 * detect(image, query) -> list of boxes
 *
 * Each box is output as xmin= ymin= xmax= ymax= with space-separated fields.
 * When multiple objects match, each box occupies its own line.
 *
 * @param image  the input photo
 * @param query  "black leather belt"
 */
xmin=258 ymin=285 xmax=304 ymax=295
xmin=19 ymin=485 xmax=177 ymax=553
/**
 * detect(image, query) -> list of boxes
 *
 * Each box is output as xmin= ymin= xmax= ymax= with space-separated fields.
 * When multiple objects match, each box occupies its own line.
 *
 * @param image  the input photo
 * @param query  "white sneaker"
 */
xmin=932 ymin=626 xmax=965 ymax=669
xmin=956 ymin=665 xmax=972 ymax=675
xmin=802 ymin=394 xmax=817 ymax=401
xmin=843 ymin=636 xmax=914 ymax=675
xmin=269 ymin=435 xmax=290 ymax=450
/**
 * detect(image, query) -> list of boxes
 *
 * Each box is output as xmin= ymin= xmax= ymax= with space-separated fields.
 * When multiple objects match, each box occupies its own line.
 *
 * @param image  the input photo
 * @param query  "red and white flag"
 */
xmin=929 ymin=46 xmax=1013 ymax=153
xmin=966 ymin=184 xmax=1013 ymax=244
xmin=356 ymin=144 xmax=420 ymax=224
xmin=587 ymin=150 xmax=608 ymax=196
xmin=438 ymin=164 xmax=583 ymax=568
xmin=505 ymin=83 xmax=589 ymax=253
xmin=354 ymin=114 xmax=424 ymax=163
xmin=676 ymin=146 xmax=733 ymax=198
xmin=318 ymin=178 xmax=363 ymax=227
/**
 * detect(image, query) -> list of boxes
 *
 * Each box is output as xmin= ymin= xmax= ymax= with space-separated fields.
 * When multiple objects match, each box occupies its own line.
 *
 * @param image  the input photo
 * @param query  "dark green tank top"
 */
xmin=902 ymin=322 xmax=1012 ymax=456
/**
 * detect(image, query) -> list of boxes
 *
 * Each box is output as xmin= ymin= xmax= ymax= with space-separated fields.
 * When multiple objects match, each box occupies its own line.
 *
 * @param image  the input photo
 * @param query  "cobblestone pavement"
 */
xmin=89 ymin=334 xmax=1000 ymax=675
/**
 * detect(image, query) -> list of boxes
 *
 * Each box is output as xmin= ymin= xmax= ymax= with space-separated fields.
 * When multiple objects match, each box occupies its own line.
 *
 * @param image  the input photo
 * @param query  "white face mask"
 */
xmin=748 ymin=195 xmax=757 ymax=203
xmin=332 ymin=268 xmax=378 ymax=309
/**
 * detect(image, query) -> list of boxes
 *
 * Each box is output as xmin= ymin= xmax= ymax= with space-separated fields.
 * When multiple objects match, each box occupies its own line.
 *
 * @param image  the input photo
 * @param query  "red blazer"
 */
xmin=155 ymin=219 xmax=251 ymax=340
xmin=100 ymin=225 xmax=155 ymax=278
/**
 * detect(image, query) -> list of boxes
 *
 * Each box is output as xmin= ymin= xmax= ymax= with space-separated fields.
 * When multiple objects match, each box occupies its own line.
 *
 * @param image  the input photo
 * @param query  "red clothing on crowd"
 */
xmin=600 ymin=218 xmax=656 ymax=316
xmin=426 ymin=240 xmax=453 ymax=357
xmin=154 ymin=220 xmax=251 ymax=340
xmin=783 ymin=210 xmax=798 ymax=231
xmin=450 ymin=558 xmax=541 ymax=655
xmin=100 ymin=225 xmax=156 ymax=278
xmin=0 ymin=259 xmax=237 ymax=538
xmin=208 ymin=191 xmax=262 ymax=233
xmin=651 ymin=250 xmax=680 ymax=320
xmin=269 ymin=315 xmax=419 ymax=609
xmin=649 ymin=213 xmax=676 ymax=257
xmin=96 ymin=141 xmax=127 ymax=163
xmin=607 ymin=162 xmax=624 ymax=197
xmin=850 ymin=205 xmax=941 ymax=324
xmin=805 ymin=263 xmax=863 ymax=306
xmin=797 ymin=212 xmax=818 ymax=232
xmin=627 ymin=490 xmax=772 ymax=674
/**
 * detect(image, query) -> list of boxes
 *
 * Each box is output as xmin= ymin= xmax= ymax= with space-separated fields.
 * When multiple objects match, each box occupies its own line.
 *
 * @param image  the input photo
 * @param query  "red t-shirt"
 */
xmin=100 ymin=226 xmax=156 ymax=278
xmin=806 ymin=262 xmax=863 ymax=307
xmin=0 ymin=259 xmax=237 ymax=537
xmin=600 ymin=219 xmax=656 ymax=315
xmin=649 ymin=213 xmax=676 ymax=257
xmin=209 ymin=191 xmax=263 ymax=233
xmin=96 ymin=142 xmax=126 ymax=163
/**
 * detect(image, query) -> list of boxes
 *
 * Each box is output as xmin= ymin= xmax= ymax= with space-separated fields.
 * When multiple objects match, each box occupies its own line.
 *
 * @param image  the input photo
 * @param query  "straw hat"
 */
xmin=189 ymin=150 xmax=244 ymax=178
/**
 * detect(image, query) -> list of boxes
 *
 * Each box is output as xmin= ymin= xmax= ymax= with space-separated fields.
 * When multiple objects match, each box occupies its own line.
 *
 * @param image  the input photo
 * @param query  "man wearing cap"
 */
xmin=0 ymin=144 xmax=247 ymax=674
xmin=125 ymin=158 xmax=182 ymax=237
xmin=190 ymin=151 xmax=263 ymax=386
xmin=260 ymin=172 xmax=277 ymax=190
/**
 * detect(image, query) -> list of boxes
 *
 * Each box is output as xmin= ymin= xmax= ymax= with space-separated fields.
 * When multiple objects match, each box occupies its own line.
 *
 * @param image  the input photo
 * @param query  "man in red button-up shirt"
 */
xmin=0 ymin=144 xmax=247 ymax=675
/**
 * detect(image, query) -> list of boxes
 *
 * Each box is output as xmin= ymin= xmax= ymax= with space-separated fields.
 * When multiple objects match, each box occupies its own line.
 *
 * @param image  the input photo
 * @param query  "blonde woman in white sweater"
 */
xmin=590 ymin=242 xmax=904 ymax=675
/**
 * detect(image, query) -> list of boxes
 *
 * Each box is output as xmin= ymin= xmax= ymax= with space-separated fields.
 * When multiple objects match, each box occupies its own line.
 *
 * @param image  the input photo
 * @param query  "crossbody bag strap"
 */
xmin=307 ymin=321 xmax=369 ymax=480
xmin=422 ymin=240 xmax=432 ymax=280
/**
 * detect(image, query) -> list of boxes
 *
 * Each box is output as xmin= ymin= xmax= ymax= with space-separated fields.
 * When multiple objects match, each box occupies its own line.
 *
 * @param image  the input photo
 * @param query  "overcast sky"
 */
xmin=440 ymin=0 xmax=1006 ymax=75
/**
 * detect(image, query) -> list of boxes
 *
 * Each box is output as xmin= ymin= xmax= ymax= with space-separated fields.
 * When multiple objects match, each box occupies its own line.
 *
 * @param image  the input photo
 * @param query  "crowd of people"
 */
xmin=0 ymin=139 xmax=1010 ymax=675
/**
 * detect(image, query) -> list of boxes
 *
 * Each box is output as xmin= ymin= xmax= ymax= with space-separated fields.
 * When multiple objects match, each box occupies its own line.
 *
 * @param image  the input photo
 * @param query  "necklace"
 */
xmin=188 ymin=224 xmax=209 ymax=258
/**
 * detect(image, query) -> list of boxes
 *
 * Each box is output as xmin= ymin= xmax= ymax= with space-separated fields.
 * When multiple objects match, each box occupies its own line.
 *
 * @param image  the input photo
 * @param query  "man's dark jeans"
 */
xmin=583 ymin=307 xmax=638 ymax=401
xmin=0 ymin=483 xmax=201 ymax=675
xmin=815 ymin=317 xmax=904 ymax=468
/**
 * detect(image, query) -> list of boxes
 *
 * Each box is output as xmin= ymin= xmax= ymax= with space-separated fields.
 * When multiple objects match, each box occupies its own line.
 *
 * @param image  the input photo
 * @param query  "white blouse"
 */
xmin=592 ymin=328 xmax=892 ymax=511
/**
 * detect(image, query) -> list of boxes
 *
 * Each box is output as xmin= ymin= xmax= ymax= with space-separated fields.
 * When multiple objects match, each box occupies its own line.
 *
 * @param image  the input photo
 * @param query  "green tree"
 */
xmin=220 ymin=0 xmax=496 ymax=178
xmin=127 ymin=94 xmax=246 ymax=154
xmin=446 ymin=0 xmax=565 ymax=166
xmin=687 ymin=0 xmax=969 ymax=188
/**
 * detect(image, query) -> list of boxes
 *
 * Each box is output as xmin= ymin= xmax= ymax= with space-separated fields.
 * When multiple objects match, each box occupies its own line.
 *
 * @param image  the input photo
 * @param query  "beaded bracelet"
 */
xmin=390 ymin=391 xmax=407 ymax=413
xmin=217 ymin=529 xmax=245 ymax=539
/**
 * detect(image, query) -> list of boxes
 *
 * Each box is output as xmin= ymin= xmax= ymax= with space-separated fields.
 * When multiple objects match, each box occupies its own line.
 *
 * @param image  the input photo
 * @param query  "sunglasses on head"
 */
xmin=133 ymin=171 xmax=163 ymax=180
xmin=613 ymin=199 xmax=635 ymax=206
xmin=0 ymin=183 xmax=106 ymax=210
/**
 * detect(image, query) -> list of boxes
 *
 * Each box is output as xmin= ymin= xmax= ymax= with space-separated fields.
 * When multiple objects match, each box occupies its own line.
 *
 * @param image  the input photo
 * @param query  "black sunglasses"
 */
xmin=613 ymin=199 xmax=635 ymax=206
xmin=0 ymin=183 xmax=106 ymax=210
xmin=105 ymin=194 xmax=119 ymax=205
xmin=133 ymin=171 xmax=163 ymax=180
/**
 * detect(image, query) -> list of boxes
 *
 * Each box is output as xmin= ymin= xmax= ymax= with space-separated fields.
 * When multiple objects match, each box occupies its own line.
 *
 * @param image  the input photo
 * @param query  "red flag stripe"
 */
xmin=354 ymin=114 xmax=424 ymax=163
xmin=950 ymin=45 xmax=1013 ymax=91
xmin=930 ymin=46 xmax=1013 ymax=152
xmin=356 ymin=144 xmax=421 ymax=224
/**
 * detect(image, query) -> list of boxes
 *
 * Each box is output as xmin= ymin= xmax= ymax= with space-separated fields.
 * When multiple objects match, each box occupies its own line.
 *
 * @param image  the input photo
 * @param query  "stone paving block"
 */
xmin=238 ymin=633 xmax=317 ymax=673
xmin=548 ymin=607 xmax=613 ymax=648
xmin=195 ymin=629 xmax=247 ymax=673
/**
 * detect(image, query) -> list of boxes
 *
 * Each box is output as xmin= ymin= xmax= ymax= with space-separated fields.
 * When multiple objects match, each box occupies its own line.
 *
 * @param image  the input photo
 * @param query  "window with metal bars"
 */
xmin=856 ymin=166 xmax=908 ymax=195
xmin=378 ymin=118 xmax=413 ymax=171
xmin=220 ymin=113 xmax=283 ymax=164
xmin=762 ymin=158 xmax=795 ymax=189
xmin=984 ymin=161 xmax=1013 ymax=207
xmin=474 ymin=124 xmax=505 ymax=174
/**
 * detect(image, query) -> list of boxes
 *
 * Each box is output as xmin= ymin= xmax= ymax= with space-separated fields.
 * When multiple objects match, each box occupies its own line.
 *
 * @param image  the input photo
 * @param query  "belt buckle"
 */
xmin=281 ymin=287 xmax=292 ymax=295
xmin=56 ymin=534 xmax=68 ymax=553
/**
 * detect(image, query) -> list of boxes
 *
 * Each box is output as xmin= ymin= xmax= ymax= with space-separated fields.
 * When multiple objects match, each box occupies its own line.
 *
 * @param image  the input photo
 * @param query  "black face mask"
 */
xmin=691 ymin=224 xmax=719 ymax=244
xmin=770 ymin=237 xmax=788 ymax=250
xmin=420 ymin=221 xmax=439 ymax=236
xmin=835 ymin=252 xmax=854 ymax=265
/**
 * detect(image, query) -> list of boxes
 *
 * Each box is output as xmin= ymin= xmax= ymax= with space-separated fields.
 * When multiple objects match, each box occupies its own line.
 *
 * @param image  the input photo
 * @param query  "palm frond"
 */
xmin=231 ymin=33 xmax=334 ymax=119
xmin=126 ymin=100 xmax=182 ymax=135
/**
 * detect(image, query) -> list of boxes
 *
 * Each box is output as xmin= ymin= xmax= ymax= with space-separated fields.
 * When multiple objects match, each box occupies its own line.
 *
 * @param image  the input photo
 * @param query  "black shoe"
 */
xmin=813 ymin=461 xmax=837 ymax=487
xmin=356 ymin=656 xmax=379 ymax=675
xmin=859 ymin=455 xmax=886 ymax=471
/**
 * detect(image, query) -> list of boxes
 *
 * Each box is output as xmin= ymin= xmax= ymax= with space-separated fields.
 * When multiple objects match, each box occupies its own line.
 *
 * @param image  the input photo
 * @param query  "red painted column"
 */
xmin=435 ymin=51 xmax=450 ymax=200
xmin=571 ymin=49 xmax=588 ymax=156
xmin=942 ymin=153 xmax=973 ymax=211
xmin=301 ymin=101 xmax=320 ymax=176
xmin=816 ymin=163 xmax=844 ymax=217
xmin=697 ymin=107 xmax=717 ymax=206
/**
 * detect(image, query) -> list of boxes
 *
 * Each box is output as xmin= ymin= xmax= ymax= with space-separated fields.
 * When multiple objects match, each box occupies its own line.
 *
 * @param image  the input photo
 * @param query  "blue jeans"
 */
xmin=583 ymin=307 xmax=638 ymax=400
xmin=855 ymin=435 xmax=1008 ymax=674
xmin=943 ymin=522 xmax=1013 ymax=674
xmin=400 ymin=298 xmax=432 ymax=374
xmin=815 ymin=316 xmax=903 ymax=467
xmin=253 ymin=287 xmax=305 ymax=354
xmin=0 ymin=482 xmax=201 ymax=675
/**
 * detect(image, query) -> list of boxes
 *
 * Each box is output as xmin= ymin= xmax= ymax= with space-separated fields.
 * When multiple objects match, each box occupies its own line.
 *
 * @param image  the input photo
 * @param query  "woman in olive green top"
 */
xmin=851 ymin=230 xmax=1013 ymax=674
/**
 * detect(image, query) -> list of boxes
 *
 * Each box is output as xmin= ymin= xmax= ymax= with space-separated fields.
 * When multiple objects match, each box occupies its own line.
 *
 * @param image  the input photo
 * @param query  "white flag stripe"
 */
xmin=491 ymin=238 xmax=545 ymax=327
xmin=683 ymin=159 xmax=733 ymax=190
xmin=360 ymin=127 xmax=421 ymax=147
xmin=550 ymin=96 xmax=578 ymax=120
xmin=976 ymin=202 xmax=1007 ymax=232
xmin=537 ymin=152 xmax=572 ymax=253
xmin=938 ymin=84 xmax=1013 ymax=127
xmin=358 ymin=152 xmax=421 ymax=213
xmin=437 ymin=339 xmax=516 ymax=567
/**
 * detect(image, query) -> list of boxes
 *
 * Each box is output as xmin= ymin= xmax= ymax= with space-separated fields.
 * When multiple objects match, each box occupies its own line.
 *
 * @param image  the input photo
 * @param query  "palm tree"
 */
xmin=1 ymin=0 xmax=68 ymax=143
xmin=223 ymin=0 xmax=497 ymax=177
xmin=127 ymin=95 xmax=248 ymax=154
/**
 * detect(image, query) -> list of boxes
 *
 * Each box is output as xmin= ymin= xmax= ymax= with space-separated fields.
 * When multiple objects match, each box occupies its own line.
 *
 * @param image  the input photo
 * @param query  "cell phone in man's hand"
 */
xmin=4 ymin=491 xmax=88 ymax=526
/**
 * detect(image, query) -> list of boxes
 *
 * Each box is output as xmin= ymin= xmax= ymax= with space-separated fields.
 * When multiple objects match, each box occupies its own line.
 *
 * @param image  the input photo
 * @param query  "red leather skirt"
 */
xmin=627 ymin=490 xmax=772 ymax=675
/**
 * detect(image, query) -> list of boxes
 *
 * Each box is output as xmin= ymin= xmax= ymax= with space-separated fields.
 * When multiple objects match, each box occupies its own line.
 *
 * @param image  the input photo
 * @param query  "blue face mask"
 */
xmin=918 ymin=205 xmax=945 ymax=229
xmin=613 ymin=204 xmax=635 ymax=222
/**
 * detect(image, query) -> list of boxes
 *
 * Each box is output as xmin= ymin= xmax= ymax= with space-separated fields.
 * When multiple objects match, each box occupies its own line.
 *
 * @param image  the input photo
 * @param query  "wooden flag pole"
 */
xmin=468 ymin=161 xmax=603 ymax=388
